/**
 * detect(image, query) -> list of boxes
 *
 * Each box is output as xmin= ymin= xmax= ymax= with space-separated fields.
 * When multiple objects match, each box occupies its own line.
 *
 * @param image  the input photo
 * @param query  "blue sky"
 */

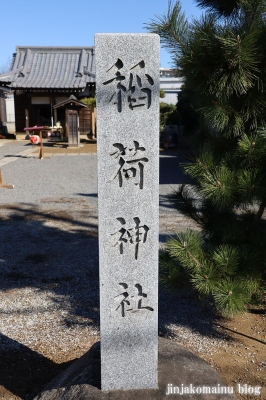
xmin=0 ymin=0 xmax=202 ymax=69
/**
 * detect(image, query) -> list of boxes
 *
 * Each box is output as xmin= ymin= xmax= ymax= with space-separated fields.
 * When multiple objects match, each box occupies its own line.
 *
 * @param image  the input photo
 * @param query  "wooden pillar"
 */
xmin=25 ymin=93 xmax=30 ymax=128
xmin=50 ymin=96 xmax=54 ymax=127
xmin=25 ymin=109 xmax=29 ymax=128
xmin=54 ymin=108 xmax=58 ymax=125
xmin=92 ymin=107 xmax=96 ymax=139
xmin=65 ymin=109 xmax=68 ymax=138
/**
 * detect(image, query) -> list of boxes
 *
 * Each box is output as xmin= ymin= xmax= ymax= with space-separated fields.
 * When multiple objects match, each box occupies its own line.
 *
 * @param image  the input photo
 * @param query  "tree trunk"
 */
xmin=256 ymin=200 xmax=266 ymax=221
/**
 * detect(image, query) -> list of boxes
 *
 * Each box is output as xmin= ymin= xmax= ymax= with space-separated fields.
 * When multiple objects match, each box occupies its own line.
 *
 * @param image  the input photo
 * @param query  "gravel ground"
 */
xmin=1 ymin=139 xmax=262 ymax=399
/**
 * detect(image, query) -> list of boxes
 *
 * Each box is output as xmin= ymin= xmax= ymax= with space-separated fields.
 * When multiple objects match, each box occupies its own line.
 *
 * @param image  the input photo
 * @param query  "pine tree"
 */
xmin=146 ymin=0 xmax=266 ymax=316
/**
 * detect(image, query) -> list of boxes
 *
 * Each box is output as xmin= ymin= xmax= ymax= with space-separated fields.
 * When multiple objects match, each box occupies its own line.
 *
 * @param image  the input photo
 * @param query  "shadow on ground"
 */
xmin=0 ymin=204 xmax=99 ymax=398
xmin=0 ymin=201 xmax=230 ymax=399
xmin=0 ymin=334 xmax=74 ymax=400
xmin=159 ymin=150 xmax=192 ymax=186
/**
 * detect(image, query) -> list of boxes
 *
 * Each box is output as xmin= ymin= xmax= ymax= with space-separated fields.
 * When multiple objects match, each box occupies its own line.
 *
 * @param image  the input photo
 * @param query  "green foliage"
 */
xmin=160 ymin=102 xmax=178 ymax=129
xmin=196 ymin=0 xmax=239 ymax=17
xmin=160 ymin=89 xmax=166 ymax=98
xmin=212 ymin=279 xmax=249 ymax=316
xmin=175 ymin=88 xmax=199 ymax=134
xmin=146 ymin=0 xmax=266 ymax=316
xmin=145 ymin=0 xmax=189 ymax=61
xmin=211 ymin=245 xmax=240 ymax=275
xmin=147 ymin=0 xmax=266 ymax=138
xmin=159 ymin=249 xmax=186 ymax=288
xmin=79 ymin=97 xmax=96 ymax=108
xmin=166 ymin=230 xmax=205 ymax=272
xmin=164 ymin=229 xmax=263 ymax=316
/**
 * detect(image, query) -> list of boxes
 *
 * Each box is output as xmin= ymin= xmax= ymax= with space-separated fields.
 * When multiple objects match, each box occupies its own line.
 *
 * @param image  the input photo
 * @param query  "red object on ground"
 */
xmin=30 ymin=135 xmax=40 ymax=144
xmin=24 ymin=126 xmax=46 ymax=159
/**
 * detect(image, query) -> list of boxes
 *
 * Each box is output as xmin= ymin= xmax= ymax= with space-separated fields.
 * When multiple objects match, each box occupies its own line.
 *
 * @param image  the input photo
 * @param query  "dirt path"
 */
xmin=200 ymin=312 xmax=265 ymax=399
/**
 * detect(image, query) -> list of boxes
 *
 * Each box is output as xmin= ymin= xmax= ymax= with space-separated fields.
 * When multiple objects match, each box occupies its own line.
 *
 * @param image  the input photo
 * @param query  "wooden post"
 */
xmin=0 ymin=169 xmax=14 ymax=189
xmin=54 ymin=108 xmax=58 ymax=125
xmin=0 ymin=92 xmax=7 ymax=128
xmin=25 ymin=109 xmax=29 ymax=128
xmin=39 ymin=131 xmax=44 ymax=159
xmin=65 ymin=109 xmax=68 ymax=138
xmin=92 ymin=107 xmax=96 ymax=139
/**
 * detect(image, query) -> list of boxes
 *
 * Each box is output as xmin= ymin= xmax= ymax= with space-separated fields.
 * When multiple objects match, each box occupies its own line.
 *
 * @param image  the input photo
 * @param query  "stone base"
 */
xmin=34 ymin=338 xmax=235 ymax=400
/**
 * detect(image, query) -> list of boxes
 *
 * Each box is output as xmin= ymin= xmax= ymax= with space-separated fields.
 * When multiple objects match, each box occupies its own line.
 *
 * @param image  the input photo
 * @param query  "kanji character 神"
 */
xmin=111 ymin=217 xmax=149 ymax=260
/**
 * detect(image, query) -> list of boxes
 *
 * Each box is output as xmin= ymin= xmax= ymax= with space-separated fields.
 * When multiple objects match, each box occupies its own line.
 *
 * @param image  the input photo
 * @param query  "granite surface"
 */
xmin=34 ymin=338 xmax=235 ymax=400
xmin=95 ymin=33 xmax=160 ymax=391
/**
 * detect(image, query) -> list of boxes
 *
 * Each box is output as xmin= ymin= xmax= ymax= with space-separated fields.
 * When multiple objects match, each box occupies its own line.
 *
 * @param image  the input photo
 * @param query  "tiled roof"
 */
xmin=54 ymin=95 xmax=87 ymax=108
xmin=0 ymin=46 xmax=95 ymax=89
xmin=0 ymin=86 xmax=10 ymax=93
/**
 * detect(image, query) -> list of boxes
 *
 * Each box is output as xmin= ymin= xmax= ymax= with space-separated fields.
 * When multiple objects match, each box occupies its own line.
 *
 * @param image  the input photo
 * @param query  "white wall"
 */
xmin=160 ymin=77 xmax=184 ymax=105
xmin=5 ymin=94 xmax=15 ymax=133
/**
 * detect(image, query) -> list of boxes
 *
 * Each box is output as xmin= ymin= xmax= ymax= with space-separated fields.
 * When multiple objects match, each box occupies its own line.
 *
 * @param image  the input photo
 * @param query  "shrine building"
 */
xmin=0 ymin=46 xmax=96 ymax=135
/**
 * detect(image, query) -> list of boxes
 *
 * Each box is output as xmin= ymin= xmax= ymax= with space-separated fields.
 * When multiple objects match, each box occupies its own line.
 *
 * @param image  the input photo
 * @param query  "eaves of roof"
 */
xmin=0 ymin=46 xmax=95 ymax=89
xmin=54 ymin=95 xmax=88 ymax=109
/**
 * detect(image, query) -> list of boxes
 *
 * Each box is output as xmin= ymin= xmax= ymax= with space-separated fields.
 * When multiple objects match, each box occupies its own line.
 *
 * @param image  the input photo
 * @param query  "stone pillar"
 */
xmin=95 ymin=33 xmax=160 ymax=391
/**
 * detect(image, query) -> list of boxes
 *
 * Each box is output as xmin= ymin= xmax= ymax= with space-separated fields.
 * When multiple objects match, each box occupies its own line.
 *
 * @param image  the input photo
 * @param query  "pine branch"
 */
xmin=211 ymin=244 xmax=240 ymax=275
xmin=144 ymin=0 xmax=189 ymax=63
xmin=212 ymin=278 xmax=250 ymax=316
xmin=150 ymin=0 xmax=266 ymax=316
xmin=242 ymin=0 xmax=266 ymax=31
xmin=190 ymin=264 xmax=219 ymax=295
xmin=169 ymin=184 xmax=205 ymax=226
xmin=166 ymin=230 xmax=205 ymax=272
xmin=196 ymin=0 xmax=239 ymax=17
xmin=256 ymin=199 xmax=266 ymax=220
